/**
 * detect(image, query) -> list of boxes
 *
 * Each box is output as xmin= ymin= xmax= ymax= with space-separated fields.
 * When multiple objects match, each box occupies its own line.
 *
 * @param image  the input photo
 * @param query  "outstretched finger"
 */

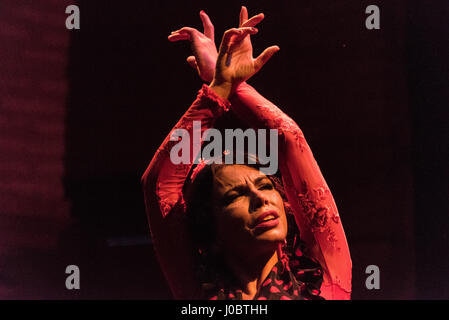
xmin=239 ymin=6 xmax=248 ymax=27
xmin=241 ymin=13 xmax=264 ymax=28
xmin=200 ymin=10 xmax=214 ymax=41
xmin=168 ymin=27 xmax=198 ymax=41
xmin=168 ymin=32 xmax=190 ymax=41
xmin=254 ymin=45 xmax=280 ymax=72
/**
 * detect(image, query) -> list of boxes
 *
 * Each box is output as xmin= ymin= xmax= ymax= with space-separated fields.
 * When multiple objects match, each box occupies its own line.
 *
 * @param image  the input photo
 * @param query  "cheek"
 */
xmin=217 ymin=205 xmax=250 ymax=228
xmin=271 ymin=192 xmax=286 ymax=212
xmin=281 ymin=212 xmax=288 ymax=235
xmin=272 ymin=193 xmax=288 ymax=233
xmin=214 ymin=204 xmax=252 ymax=240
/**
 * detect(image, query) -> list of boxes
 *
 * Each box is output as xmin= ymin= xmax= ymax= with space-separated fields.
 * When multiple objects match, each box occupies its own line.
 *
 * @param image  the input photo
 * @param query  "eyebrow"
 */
xmin=223 ymin=176 xmax=271 ymax=196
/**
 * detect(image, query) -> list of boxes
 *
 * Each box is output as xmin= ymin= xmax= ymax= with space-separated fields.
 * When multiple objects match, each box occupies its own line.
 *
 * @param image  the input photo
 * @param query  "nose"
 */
xmin=249 ymin=187 xmax=270 ymax=213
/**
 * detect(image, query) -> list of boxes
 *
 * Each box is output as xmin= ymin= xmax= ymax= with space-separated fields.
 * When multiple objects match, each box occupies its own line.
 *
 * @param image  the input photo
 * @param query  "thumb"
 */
xmin=186 ymin=56 xmax=198 ymax=70
xmin=254 ymin=45 xmax=280 ymax=72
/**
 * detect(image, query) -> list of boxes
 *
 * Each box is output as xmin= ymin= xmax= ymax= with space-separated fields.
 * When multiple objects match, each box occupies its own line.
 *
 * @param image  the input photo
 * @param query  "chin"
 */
xmin=254 ymin=227 xmax=287 ymax=243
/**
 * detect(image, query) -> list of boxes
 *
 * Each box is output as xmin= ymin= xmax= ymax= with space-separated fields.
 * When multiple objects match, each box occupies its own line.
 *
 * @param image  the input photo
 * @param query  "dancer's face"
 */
xmin=212 ymin=165 xmax=288 ymax=256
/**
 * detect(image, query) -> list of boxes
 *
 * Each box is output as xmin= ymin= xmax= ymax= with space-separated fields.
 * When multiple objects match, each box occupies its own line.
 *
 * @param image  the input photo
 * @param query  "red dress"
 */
xmin=141 ymin=83 xmax=352 ymax=300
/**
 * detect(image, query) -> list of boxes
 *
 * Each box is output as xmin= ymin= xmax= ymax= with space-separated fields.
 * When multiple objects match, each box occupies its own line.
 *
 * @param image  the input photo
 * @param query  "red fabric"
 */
xmin=141 ymin=83 xmax=352 ymax=299
xmin=201 ymin=235 xmax=325 ymax=300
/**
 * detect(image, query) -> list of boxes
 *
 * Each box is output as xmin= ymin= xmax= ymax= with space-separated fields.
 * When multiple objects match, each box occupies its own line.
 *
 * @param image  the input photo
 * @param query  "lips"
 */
xmin=253 ymin=210 xmax=280 ymax=229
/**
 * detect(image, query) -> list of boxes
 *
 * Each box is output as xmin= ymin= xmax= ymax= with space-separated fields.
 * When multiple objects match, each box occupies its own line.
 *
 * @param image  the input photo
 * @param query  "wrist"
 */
xmin=209 ymin=80 xmax=233 ymax=100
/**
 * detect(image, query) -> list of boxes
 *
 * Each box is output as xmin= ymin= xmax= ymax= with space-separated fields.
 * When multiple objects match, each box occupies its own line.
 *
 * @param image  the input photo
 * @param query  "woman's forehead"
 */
xmin=213 ymin=165 xmax=266 ymax=189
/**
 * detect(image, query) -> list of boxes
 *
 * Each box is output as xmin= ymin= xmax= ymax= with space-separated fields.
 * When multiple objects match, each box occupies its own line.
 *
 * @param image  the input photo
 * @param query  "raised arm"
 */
xmin=208 ymin=7 xmax=351 ymax=299
xmin=141 ymin=85 xmax=230 ymax=299
xmin=229 ymin=83 xmax=352 ymax=299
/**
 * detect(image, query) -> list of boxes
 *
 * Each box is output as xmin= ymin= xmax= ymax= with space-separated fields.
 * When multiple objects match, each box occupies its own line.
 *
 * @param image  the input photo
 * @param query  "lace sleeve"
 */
xmin=141 ymin=85 xmax=230 ymax=299
xmin=145 ymin=84 xmax=230 ymax=217
xmin=230 ymin=82 xmax=352 ymax=300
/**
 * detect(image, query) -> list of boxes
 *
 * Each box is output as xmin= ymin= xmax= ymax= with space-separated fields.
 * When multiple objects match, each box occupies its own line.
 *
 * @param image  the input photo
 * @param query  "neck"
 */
xmin=224 ymin=243 xmax=280 ymax=300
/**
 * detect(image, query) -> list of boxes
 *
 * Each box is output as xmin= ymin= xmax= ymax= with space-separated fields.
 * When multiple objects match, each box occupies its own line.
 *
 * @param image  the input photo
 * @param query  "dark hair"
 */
xmin=183 ymin=160 xmax=299 ymax=287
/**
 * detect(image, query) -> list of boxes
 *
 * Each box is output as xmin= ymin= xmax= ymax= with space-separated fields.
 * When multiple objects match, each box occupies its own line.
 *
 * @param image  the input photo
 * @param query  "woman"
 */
xmin=141 ymin=7 xmax=352 ymax=300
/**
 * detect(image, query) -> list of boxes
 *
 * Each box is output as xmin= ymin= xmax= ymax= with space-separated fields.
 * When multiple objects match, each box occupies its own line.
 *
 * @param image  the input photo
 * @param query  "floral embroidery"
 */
xmin=297 ymin=185 xmax=332 ymax=232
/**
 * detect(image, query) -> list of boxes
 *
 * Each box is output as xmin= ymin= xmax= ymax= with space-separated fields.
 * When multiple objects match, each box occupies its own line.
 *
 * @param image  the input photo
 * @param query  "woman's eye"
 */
xmin=224 ymin=193 xmax=240 ymax=204
xmin=259 ymin=183 xmax=274 ymax=190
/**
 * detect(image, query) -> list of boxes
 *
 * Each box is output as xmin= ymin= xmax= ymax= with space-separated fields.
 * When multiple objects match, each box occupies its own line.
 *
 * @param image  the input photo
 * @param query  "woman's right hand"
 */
xmin=210 ymin=25 xmax=280 ymax=99
xmin=168 ymin=11 xmax=218 ymax=83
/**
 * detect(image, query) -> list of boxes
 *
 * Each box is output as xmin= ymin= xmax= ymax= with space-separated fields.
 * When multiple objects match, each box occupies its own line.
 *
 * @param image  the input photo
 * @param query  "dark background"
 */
xmin=0 ymin=0 xmax=447 ymax=299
